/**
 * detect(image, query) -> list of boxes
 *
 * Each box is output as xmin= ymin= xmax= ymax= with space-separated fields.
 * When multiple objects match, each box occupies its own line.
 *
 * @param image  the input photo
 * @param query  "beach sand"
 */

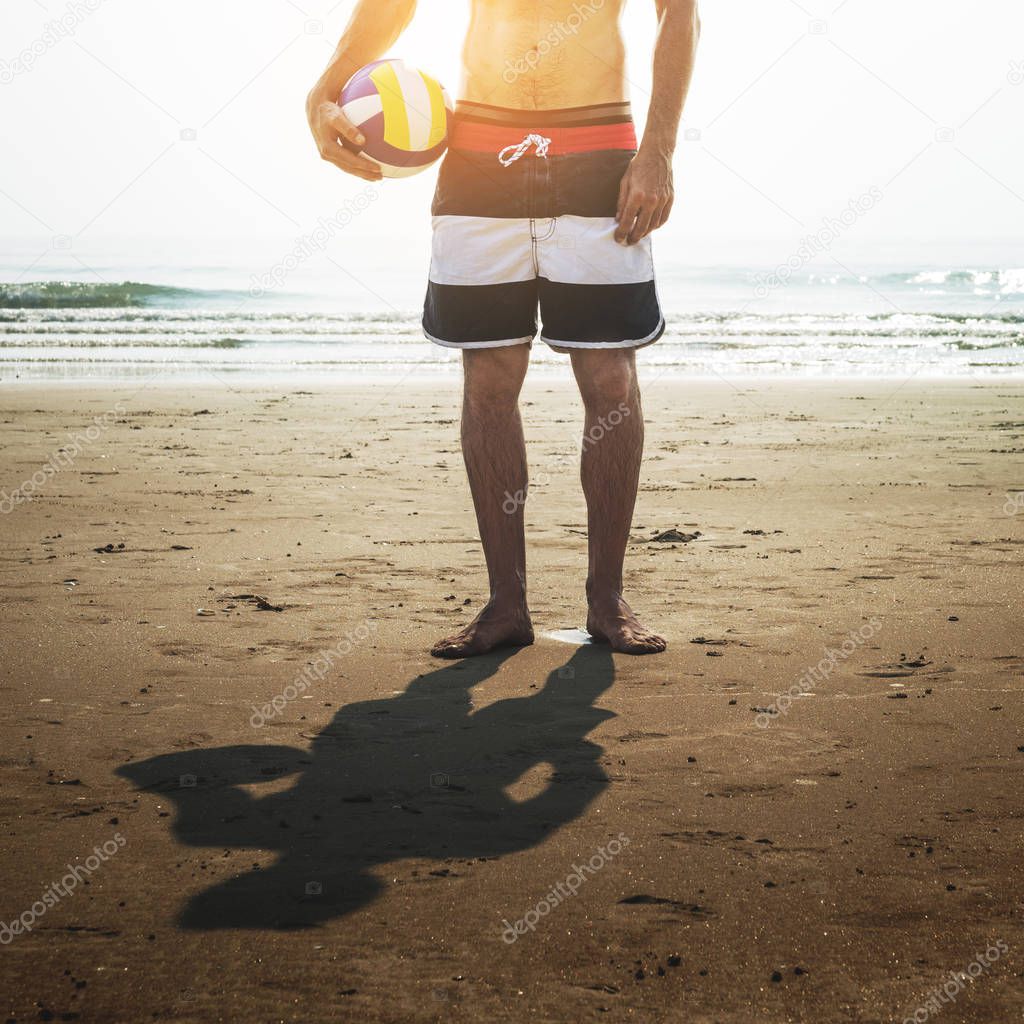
xmin=0 ymin=376 xmax=1022 ymax=1022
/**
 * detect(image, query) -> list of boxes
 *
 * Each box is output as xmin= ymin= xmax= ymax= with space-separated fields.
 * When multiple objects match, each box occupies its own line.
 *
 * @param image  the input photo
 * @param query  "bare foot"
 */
xmin=586 ymin=594 xmax=667 ymax=655
xmin=431 ymin=600 xmax=534 ymax=659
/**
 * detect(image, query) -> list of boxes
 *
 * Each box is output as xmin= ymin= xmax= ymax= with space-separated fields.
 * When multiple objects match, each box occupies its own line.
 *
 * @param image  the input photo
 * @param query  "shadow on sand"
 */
xmin=118 ymin=645 xmax=615 ymax=930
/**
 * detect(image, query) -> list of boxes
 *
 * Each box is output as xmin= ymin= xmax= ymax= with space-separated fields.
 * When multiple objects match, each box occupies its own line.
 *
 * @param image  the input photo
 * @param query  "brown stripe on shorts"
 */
xmin=453 ymin=100 xmax=633 ymax=128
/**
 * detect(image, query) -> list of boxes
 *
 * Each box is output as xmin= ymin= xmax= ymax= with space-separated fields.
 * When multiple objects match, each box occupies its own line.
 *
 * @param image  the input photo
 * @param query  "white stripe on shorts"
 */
xmin=428 ymin=215 xmax=654 ymax=288
xmin=429 ymin=217 xmax=535 ymax=286
xmin=541 ymin=216 xmax=654 ymax=286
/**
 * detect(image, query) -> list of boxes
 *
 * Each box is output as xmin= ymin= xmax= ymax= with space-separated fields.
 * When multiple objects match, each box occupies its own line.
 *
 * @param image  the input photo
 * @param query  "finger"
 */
xmin=320 ymin=146 xmax=381 ymax=180
xmin=615 ymin=193 xmax=643 ymax=243
xmin=627 ymin=198 xmax=656 ymax=245
xmin=615 ymin=172 xmax=630 ymax=222
xmin=655 ymin=194 xmax=675 ymax=230
xmin=643 ymin=198 xmax=670 ymax=237
xmin=320 ymin=102 xmax=366 ymax=148
xmin=320 ymin=143 xmax=383 ymax=181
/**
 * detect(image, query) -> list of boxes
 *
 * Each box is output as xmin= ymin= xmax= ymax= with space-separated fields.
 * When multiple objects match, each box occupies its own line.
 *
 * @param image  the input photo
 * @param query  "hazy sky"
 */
xmin=2 ymin=0 xmax=1023 ymax=284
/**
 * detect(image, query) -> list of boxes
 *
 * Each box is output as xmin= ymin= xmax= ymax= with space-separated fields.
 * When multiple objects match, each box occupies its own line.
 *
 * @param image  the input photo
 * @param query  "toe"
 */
xmin=432 ymin=644 xmax=465 ymax=659
xmin=615 ymin=629 xmax=667 ymax=654
xmin=431 ymin=635 xmax=468 ymax=658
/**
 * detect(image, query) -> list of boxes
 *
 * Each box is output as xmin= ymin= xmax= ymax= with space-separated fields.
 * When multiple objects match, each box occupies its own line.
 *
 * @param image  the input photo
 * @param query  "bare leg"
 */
xmin=570 ymin=348 xmax=666 ymax=654
xmin=431 ymin=345 xmax=535 ymax=658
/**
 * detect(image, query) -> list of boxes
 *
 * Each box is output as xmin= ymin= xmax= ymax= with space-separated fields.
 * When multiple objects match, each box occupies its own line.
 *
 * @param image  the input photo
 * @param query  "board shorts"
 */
xmin=423 ymin=101 xmax=664 ymax=351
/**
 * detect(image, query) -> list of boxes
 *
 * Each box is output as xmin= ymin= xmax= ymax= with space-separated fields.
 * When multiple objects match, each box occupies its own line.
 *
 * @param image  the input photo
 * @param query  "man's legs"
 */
xmin=431 ymin=345 xmax=535 ymax=658
xmin=570 ymin=348 xmax=666 ymax=654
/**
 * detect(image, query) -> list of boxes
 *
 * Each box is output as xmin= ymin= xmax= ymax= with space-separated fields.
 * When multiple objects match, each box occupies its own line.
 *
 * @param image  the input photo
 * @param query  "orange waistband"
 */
xmin=450 ymin=120 xmax=638 ymax=156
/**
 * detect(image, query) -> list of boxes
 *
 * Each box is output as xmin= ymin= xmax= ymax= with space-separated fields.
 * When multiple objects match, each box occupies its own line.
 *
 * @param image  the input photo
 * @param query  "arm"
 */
xmin=306 ymin=0 xmax=418 ymax=181
xmin=615 ymin=0 xmax=700 ymax=244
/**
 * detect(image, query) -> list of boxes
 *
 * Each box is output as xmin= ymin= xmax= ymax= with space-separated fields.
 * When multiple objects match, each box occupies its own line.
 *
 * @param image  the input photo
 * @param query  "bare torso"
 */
xmin=461 ymin=0 xmax=628 ymax=109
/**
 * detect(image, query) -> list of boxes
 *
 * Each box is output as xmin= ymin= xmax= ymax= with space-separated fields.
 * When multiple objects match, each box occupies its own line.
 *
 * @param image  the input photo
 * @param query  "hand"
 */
xmin=614 ymin=150 xmax=674 ymax=245
xmin=306 ymin=89 xmax=383 ymax=182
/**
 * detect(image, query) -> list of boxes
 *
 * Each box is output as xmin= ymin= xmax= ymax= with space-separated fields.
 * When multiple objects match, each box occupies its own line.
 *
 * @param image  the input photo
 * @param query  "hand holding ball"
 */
xmin=339 ymin=59 xmax=453 ymax=179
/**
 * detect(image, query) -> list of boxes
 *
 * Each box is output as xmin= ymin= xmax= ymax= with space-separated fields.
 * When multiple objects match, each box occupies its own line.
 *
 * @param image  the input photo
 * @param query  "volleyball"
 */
xmin=339 ymin=59 xmax=453 ymax=179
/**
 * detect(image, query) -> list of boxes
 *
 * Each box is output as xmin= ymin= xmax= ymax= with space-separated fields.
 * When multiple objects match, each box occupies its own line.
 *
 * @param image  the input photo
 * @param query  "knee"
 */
xmin=463 ymin=348 xmax=528 ymax=413
xmin=464 ymin=384 xmax=517 ymax=417
xmin=577 ymin=353 xmax=637 ymax=410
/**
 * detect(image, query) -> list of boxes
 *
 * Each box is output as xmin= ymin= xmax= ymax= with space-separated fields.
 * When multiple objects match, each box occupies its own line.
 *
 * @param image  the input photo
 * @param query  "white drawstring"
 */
xmin=497 ymin=132 xmax=552 ymax=167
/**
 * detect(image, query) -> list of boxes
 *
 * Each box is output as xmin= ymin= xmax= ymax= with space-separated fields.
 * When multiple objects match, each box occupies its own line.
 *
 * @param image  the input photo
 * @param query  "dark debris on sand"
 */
xmin=650 ymin=529 xmax=701 ymax=544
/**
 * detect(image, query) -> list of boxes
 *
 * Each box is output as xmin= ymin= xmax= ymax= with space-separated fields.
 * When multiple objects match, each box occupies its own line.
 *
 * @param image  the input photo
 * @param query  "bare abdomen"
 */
xmin=460 ymin=0 xmax=627 ymax=109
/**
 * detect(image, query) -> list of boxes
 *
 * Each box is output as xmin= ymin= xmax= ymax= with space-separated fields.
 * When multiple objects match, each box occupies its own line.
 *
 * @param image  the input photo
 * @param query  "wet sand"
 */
xmin=1 ymin=376 xmax=1022 ymax=1022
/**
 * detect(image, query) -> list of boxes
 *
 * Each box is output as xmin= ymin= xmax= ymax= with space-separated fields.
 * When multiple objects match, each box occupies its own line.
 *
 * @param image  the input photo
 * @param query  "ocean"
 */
xmin=1 ymin=260 xmax=1022 ymax=383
